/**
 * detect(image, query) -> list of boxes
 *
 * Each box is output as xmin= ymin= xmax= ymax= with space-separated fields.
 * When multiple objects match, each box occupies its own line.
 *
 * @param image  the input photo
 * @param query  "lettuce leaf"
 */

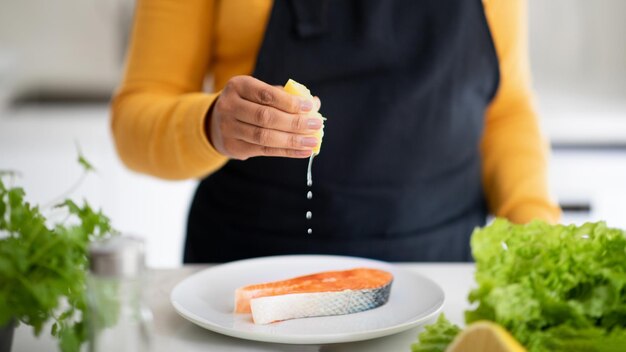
xmin=466 ymin=219 xmax=626 ymax=351
xmin=411 ymin=314 xmax=461 ymax=352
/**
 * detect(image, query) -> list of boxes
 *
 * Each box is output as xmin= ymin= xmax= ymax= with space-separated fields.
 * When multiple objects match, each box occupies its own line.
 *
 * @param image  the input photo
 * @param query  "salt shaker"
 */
xmin=87 ymin=236 xmax=153 ymax=352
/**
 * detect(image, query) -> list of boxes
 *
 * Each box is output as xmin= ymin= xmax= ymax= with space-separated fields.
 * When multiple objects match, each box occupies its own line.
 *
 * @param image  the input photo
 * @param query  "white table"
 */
xmin=13 ymin=264 xmax=474 ymax=352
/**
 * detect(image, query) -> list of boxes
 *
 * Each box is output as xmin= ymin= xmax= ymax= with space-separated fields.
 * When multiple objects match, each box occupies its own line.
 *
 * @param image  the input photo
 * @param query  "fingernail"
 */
xmin=301 ymin=137 xmax=318 ymax=147
xmin=313 ymin=97 xmax=321 ymax=110
xmin=300 ymin=99 xmax=313 ymax=112
xmin=307 ymin=118 xmax=322 ymax=129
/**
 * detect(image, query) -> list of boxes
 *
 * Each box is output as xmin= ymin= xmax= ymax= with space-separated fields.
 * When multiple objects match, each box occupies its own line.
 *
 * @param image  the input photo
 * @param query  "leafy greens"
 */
xmin=411 ymin=314 xmax=461 ymax=352
xmin=0 ymin=159 xmax=116 ymax=351
xmin=412 ymin=219 xmax=626 ymax=352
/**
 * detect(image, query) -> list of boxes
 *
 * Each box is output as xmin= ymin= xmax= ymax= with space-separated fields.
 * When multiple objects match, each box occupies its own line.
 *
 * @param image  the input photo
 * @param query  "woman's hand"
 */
xmin=208 ymin=75 xmax=322 ymax=160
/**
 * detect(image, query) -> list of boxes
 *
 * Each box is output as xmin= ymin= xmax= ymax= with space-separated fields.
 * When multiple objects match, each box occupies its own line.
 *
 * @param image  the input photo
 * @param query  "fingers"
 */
xmin=232 ymin=121 xmax=320 ymax=150
xmin=212 ymin=75 xmax=324 ymax=160
xmin=230 ymin=76 xmax=314 ymax=113
xmin=223 ymin=139 xmax=313 ymax=160
xmin=255 ymin=145 xmax=313 ymax=158
xmin=234 ymin=98 xmax=323 ymax=133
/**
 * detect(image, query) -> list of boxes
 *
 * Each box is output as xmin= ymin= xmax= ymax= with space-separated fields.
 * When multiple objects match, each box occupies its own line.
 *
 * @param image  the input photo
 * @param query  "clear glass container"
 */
xmin=87 ymin=236 xmax=153 ymax=352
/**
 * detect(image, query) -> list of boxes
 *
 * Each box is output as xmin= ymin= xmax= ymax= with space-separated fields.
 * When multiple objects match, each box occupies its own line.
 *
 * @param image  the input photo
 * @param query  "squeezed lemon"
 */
xmin=283 ymin=79 xmax=324 ymax=156
xmin=447 ymin=321 xmax=526 ymax=352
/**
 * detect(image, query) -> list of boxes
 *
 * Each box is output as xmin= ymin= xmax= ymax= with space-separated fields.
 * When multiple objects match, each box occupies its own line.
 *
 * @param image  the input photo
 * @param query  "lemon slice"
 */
xmin=446 ymin=321 xmax=526 ymax=352
xmin=283 ymin=79 xmax=324 ymax=155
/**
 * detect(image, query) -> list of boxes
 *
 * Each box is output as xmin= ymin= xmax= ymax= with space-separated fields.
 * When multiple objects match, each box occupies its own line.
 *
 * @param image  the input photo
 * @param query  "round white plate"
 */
xmin=170 ymin=255 xmax=444 ymax=344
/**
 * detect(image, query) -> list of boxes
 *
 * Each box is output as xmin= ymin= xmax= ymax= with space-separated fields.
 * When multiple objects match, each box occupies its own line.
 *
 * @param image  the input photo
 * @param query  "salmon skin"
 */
xmin=234 ymin=267 xmax=393 ymax=324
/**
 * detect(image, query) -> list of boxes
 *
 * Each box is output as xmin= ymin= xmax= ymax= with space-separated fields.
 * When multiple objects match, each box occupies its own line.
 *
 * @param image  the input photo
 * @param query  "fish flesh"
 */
xmin=234 ymin=268 xmax=393 ymax=324
xmin=235 ymin=268 xmax=393 ymax=324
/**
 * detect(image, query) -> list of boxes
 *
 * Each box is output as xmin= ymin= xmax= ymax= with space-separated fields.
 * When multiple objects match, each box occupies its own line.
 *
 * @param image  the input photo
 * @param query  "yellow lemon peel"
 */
xmin=446 ymin=321 xmax=526 ymax=352
xmin=283 ymin=79 xmax=324 ymax=155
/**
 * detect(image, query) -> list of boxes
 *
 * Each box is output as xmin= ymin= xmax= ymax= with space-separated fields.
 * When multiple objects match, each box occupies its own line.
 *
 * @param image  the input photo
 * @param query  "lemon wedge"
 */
xmin=283 ymin=79 xmax=324 ymax=155
xmin=446 ymin=321 xmax=526 ymax=352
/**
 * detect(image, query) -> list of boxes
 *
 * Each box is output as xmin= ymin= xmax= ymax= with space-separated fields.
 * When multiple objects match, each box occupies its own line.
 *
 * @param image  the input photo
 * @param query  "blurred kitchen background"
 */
xmin=0 ymin=0 xmax=625 ymax=267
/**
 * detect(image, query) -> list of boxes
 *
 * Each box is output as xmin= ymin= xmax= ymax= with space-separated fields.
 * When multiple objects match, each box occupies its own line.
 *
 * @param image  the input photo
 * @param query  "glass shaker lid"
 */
xmin=89 ymin=236 xmax=145 ymax=278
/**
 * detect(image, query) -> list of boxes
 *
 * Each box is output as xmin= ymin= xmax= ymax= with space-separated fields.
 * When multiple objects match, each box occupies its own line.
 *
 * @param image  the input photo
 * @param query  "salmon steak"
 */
xmin=234 ymin=267 xmax=393 ymax=324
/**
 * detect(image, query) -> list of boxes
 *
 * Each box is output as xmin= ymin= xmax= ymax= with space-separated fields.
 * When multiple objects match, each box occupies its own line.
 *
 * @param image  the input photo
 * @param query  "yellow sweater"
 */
xmin=111 ymin=0 xmax=561 ymax=224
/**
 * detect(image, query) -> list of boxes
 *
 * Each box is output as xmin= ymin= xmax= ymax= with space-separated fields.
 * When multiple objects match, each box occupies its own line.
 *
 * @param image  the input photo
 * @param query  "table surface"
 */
xmin=13 ymin=263 xmax=475 ymax=352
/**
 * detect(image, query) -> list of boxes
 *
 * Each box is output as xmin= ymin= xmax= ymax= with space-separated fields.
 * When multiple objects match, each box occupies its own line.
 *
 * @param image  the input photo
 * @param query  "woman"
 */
xmin=111 ymin=0 xmax=560 ymax=263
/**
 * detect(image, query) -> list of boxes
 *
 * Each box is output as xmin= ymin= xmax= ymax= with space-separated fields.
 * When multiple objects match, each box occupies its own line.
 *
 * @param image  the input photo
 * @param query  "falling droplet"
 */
xmin=306 ymin=154 xmax=314 ymax=187
xmin=305 ymin=155 xmax=314 ymax=235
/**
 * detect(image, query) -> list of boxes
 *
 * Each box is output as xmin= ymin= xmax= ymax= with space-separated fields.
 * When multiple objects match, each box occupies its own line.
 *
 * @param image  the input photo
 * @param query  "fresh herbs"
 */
xmin=412 ymin=219 xmax=626 ymax=352
xmin=0 ymin=156 xmax=116 ymax=351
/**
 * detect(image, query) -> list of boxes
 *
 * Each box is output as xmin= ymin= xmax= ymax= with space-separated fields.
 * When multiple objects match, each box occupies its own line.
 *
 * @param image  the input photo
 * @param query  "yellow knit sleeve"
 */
xmin=482 ymin=0 xmax=561 ymax=223
xmin=111 ymin=0 xmax=228 ymax=180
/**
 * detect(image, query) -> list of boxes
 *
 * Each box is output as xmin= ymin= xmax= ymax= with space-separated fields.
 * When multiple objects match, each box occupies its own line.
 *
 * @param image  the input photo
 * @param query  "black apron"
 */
xmin=185 ymin=0 xmax=499 ymax=263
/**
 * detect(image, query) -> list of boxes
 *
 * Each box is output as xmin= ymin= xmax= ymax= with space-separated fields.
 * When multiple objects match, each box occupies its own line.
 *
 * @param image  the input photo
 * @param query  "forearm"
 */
xmin=482 ymin=0 xmax=561 ymax=223
xmin=111 ymin=88 xmax=228 ymax=180
xmin=481 ymin=102 xmax=561 ymax=223
xmin=110 ymin=0 xmax=227 ymax=180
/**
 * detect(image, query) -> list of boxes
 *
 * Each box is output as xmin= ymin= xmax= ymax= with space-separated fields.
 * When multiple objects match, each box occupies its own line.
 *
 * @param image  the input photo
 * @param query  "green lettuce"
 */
xmin=412 ymin=219 xmax=626 ymax=352
xmin=468 ymin=219 xmax=626 ymax=351
xmin=411 ymin=314 xmax=461 ymax=352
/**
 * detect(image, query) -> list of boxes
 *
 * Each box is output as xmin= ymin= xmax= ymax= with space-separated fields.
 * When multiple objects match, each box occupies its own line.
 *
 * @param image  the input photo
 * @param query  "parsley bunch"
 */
xmin=0 ymin=156 xmax=116 ymax=351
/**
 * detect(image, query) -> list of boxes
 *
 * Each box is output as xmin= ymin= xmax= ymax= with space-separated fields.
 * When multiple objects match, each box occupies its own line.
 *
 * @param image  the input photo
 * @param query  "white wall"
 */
xmin=0 ymin=105 xmax=197 ymax=268
xmin=0 ymin=0 xmax=133 ymax=97
xmin=529 ymin=0 xmax=626 ymax=97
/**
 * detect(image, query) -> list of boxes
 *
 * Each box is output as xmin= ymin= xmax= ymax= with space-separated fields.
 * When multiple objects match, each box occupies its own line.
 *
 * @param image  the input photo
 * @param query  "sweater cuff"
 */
xmin=184 ymin=92 xmax=228 ymax=172
xmin=506 ymin=201 xmax=562 ymax=224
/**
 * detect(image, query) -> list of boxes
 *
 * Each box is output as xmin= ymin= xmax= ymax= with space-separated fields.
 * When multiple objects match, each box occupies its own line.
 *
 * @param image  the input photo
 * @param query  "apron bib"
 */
xmin=185 ymin=0 xmax=499 ymax=262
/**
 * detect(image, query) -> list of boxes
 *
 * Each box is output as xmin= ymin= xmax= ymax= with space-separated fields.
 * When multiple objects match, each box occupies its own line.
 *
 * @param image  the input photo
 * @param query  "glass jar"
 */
xmin=87 ymin=236 xmax=153 ymax=352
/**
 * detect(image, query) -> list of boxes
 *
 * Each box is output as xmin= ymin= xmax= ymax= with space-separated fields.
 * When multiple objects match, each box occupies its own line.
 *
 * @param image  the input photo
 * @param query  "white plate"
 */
xmin=170 ymin=255 xmax=444 ymax=344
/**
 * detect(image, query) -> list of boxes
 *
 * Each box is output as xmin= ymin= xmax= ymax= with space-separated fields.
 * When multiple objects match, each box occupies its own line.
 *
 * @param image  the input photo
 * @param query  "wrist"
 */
xmin=204 ymin=92 xmax=224 ymax=155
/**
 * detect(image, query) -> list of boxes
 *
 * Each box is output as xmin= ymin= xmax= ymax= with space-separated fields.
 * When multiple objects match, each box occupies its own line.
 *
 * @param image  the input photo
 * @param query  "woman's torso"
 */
xmin=185 ymin=0 xmax=498 ymax=263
